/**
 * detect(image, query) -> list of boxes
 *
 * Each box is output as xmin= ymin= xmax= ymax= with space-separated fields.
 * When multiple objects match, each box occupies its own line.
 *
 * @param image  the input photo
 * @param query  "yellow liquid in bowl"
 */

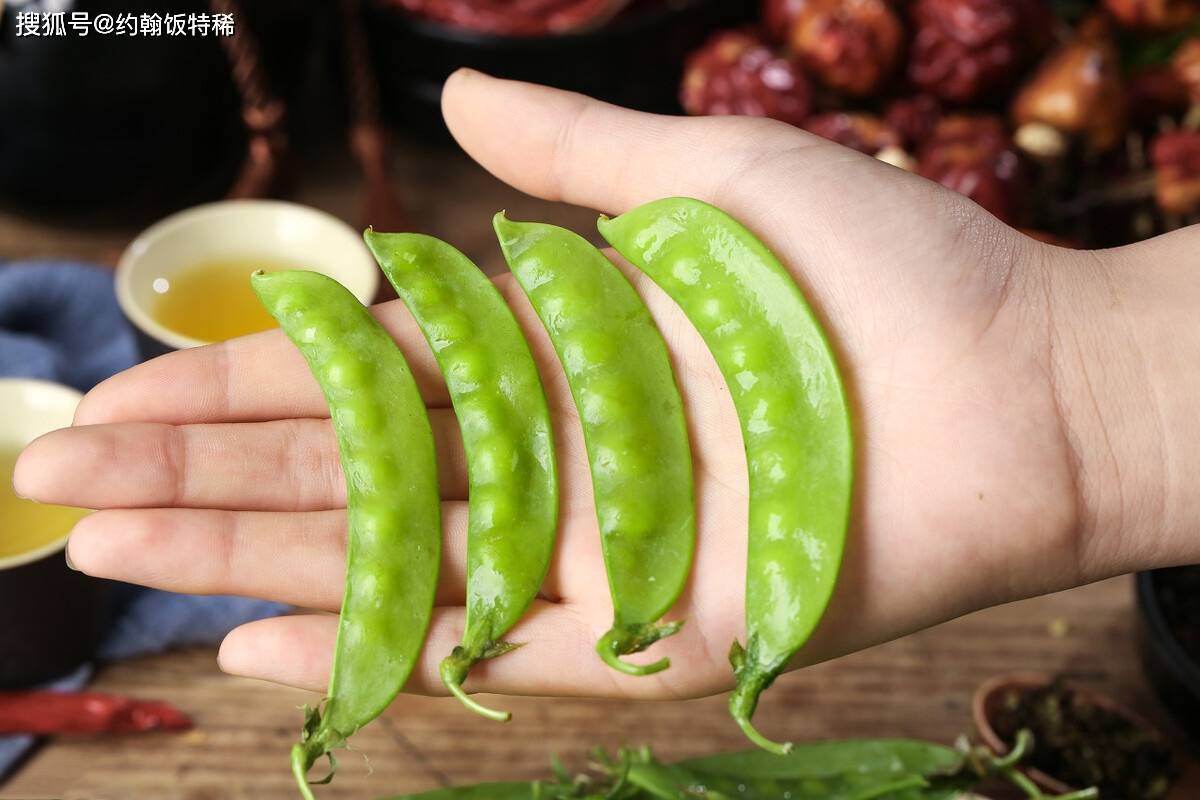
xmin=150 ymin=258 xmax=297 ymax=343
xmin=0 ymin=449 xmax=89 ymax=561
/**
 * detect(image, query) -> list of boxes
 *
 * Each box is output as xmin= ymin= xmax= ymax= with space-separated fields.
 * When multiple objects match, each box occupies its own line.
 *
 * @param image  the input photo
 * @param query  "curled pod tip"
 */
xmin=595 ymin=620 xmax=685 ymax=677
xmin=438 ymin=649 xmax=512 ymax=723
xmin=727 ymin=641 xmax=793 ymax=756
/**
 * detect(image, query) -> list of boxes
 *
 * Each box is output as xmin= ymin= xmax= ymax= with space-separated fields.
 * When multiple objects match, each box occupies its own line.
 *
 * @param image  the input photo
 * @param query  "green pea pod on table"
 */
xmin=680 ymin=739 xmax=963 ymax=780
xmin=363 ymin=231 xmax=559 ymax=723
xmin=252 ymin=271 xmax=441 ymax=800
xmin=627 ymin=761 xmax=952 ymax=799
xmin=378 ymin=783 xmax=539 ymax=799
xmin=378 ymin=734 xmax=1096 ymax=800
xmin=599 ymin=198 xmax=854 ymax=753
xmin=494 ymin=213 xmax=696 ymax=677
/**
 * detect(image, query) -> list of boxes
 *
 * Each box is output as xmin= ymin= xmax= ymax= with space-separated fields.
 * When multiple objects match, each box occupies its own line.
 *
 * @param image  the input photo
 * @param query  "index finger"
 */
xmin=75 ymin=298 xmax=450 ymax=426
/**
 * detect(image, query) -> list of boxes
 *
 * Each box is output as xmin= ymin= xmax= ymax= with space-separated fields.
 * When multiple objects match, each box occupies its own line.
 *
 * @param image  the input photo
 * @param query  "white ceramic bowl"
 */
xmin=116 ymin=200 xmax=380 ymax=351
xmin=0 ymin=378 xmax=83 ymax=570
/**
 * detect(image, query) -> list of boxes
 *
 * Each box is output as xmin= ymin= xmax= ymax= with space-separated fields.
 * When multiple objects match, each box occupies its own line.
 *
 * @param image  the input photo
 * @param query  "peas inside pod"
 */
xmin=495 ymin=213 xmax=696 ymax=677
xmin=364 ymin=230 xmax=559 ymax=722
xmin=252 ymin=271 xmax=441 ymax=800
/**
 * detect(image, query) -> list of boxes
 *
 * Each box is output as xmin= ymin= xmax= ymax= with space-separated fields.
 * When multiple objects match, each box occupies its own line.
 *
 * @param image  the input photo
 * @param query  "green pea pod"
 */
xmin=495 ymin=213 xmax=696 ymax=677
xmin=627 ymin=761 xmax=942 ymax=800
xmin=599 ymin=198 xmax=854 ymax=752
xmin=364 ymin=231 xmax=559 ymax=723
xmin=252 ymin=271 xmax=441 ymax=800
xmin=377 ymin=782 xmax=538 ymax=799
xmin=681 ymin=739 xmax=963 ymax=781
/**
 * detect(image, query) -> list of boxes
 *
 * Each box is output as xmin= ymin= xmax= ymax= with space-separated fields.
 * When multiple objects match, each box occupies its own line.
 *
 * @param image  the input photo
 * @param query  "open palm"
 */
xmin=17 ymin=71 xmax=1091 ymax=707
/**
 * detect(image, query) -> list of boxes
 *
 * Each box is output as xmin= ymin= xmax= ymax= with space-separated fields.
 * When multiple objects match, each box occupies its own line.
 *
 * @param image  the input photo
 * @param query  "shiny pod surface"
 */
xmin=495 ymin=213 xmax=695 ymax=677
xmin=364 ymin=231 xmax=558 ymax=722
xmin=599 ymin=198 xmax=853 ymax=753
xmin=252 ymin=270 xmax=441 ymax=799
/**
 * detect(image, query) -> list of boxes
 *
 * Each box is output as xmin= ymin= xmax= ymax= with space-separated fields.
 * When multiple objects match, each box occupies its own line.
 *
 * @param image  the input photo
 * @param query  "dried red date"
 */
xmin=681 ymin=30 xmax=813 ymax=126
xmin=787 ymin=0 xmax=905 ymax=96
xmin=1173 ymin=37 xmax=1200 ymax=103
xmin=803 ymin=111 xmax=901 ymax=153
xmin=1128 ymin=67 xmax=1190 ymax=122
xmin=918 ymin=114 xmax=1025 ymax=225
xmin=1012 ymin=34 xmax=1126 ymax=152
xmin=885 ymin=94 xmax=942 ymax=148
xmin=908 ymin=0 xmax=1053 ymax=103
xmin=1103 ymin=0 xmax=1199 ymax=31
xmin=1151 ymin=131 xmax=1200 ymax=215
xmin=763 ymin=0 xmax=808 ymax=42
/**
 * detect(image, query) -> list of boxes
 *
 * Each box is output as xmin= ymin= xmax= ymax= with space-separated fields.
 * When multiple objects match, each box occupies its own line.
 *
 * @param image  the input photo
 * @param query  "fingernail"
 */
xmin=65 ymin=544 xmax=79 ymax=572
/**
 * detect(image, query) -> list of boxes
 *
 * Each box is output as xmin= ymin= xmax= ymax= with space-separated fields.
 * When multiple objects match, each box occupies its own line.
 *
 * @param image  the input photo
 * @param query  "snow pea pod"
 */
xmin=378 ymin=783 xmax=538 ymax=799
xmin=252 ymin=271 xmax=441 ymax=800
xmin=494 ymin=213 xmax=695 ymax=677
xmin=599 ymin=198 xmax=854 ymax=753
xmin=627 ymin=760 xmax=949 ymax=800
xmin=681 ymin=739 xmax=963 ymax=780
xmin=364 ymin=231 xmax=559 ymax=723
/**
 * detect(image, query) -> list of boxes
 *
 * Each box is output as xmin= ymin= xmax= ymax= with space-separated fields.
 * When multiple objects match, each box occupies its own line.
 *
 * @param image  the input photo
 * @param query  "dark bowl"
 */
xmin=972 ymin=671 xmax=1173 ymax=795
xmin=0 ymin=548 xmax=107 ymax=688
xmin=363 ymin=0 xmax=756 ymax=139
xmin=1137 ymin=568 xmax=1200 ymax=746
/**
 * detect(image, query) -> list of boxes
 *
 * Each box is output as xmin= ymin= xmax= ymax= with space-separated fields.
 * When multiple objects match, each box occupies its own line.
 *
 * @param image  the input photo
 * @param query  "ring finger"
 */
xmin=65 ymin=504 xmax=471 ymax=610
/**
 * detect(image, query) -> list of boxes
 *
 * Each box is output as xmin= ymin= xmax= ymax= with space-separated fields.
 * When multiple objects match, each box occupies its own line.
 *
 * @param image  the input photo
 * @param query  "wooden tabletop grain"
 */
xmin=1 ymin=144 xmax=1193 ymax=800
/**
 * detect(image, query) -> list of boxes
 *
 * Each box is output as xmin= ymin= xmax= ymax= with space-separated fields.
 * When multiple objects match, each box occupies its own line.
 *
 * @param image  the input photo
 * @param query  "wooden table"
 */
xmin=0 ymin=144 xmax=1188 ymax=799
xmin=3 ymin=577 xmax=1175 ymax=799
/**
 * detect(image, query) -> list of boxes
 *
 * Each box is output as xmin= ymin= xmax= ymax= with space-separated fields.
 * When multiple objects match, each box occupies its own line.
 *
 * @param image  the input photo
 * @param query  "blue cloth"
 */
xmin=0 ymin=261 xmax=288 ymax=781
xmin=0 ymin=261 xmax=139 ymax=391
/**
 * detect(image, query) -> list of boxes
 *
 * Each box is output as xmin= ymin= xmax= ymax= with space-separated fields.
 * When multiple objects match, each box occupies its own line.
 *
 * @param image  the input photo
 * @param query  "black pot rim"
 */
xmin=366 ymin=0 xmax=721 ymax=47
xmin=1136 ymin=569 xmax=1200 ymax=694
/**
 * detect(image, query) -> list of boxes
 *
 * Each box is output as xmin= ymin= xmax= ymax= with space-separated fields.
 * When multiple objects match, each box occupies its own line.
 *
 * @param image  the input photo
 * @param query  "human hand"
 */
xmin=15 ymin=70 xmax=1195 ymax=704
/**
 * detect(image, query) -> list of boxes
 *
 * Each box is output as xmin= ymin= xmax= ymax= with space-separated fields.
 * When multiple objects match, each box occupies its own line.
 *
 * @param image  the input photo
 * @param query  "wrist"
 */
xmin=1046 ymin=229 xmax=1200 ymax=579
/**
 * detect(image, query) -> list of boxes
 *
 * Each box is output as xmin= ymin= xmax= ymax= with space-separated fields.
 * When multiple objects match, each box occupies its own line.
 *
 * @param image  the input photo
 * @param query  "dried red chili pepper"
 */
xmin=681 ymin=29 xmax=813 ymax=126
xmin=0 ymin=690 xmax=192 ymax=736
xmin=885 ymin=94 xmax=942 ymax=148
xmin=763 ymin=0 xmax=808 ymax=42
xmin=907 ymin=0 xmax=1053 ymax=103
xmin=917 ymin=114 xmax=1026 ymax=225
xmin=803 ymin=111 xmax=901 ymax=154
xmin=1102 ymin=0 xmax=1199 ymax=31
xmin=1151 ymin=130 xmax=1200 ymax=215
xmin=1173 ymin=37 xmax=1200 ymax=103
xmin=786 ymin=0 xmax=904 ymax=96
xmin=1011 ymin=33 xmax=1127 ymax=152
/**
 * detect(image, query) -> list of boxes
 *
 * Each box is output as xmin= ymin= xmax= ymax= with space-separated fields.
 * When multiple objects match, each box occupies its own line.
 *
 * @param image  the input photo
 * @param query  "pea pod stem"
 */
xmin=438 ymin=645 xmax=518 ymax=723
xmin=290 ymin=744 xmax=320 ymax=800
xmin=596 ymin=621 xmax=684 ymax=677
xmin=727 ymin=642 xmax=792 ymax=755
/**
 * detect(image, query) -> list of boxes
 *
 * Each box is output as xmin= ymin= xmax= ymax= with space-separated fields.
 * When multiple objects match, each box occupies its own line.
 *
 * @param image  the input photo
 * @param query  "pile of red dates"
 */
xmin=682 ymin=0 xmax=1200 ymax=244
